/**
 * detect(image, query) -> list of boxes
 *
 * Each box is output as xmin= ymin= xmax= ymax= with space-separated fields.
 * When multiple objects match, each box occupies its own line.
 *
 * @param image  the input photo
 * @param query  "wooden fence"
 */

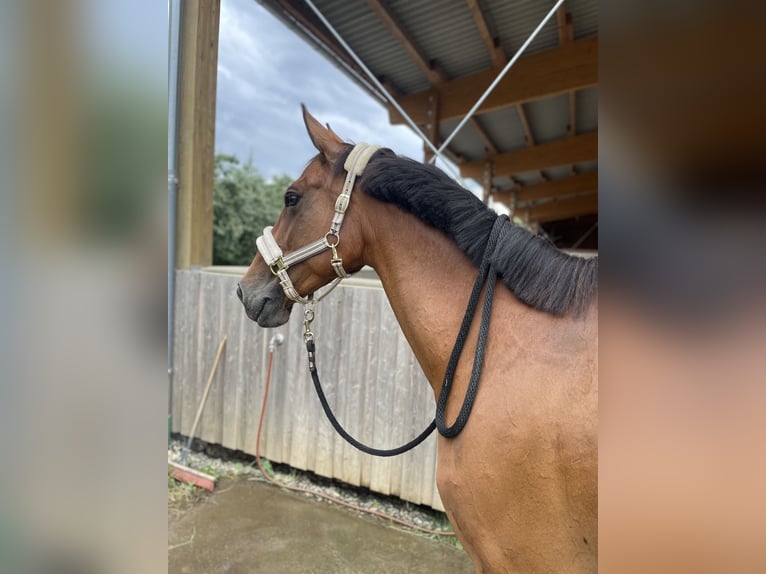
xmin=171 ymin=268 xmax=444 ymax=510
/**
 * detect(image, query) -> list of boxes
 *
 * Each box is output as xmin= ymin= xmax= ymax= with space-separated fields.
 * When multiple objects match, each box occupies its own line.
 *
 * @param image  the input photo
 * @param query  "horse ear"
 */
xmin=302 ymin=104 xmax=343 ymax=160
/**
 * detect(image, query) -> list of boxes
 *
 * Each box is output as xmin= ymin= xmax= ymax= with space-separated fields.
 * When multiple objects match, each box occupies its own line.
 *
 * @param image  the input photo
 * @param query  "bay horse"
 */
xmin=238 ymin=107 xmax=598 ymax=573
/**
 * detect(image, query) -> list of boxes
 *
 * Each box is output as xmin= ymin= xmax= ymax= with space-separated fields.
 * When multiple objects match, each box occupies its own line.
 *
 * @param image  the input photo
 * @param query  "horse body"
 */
xmin=362 ymin=204 xmax=598 ymax=573
xmin=239 ymin=108 xmax=597 ymax=572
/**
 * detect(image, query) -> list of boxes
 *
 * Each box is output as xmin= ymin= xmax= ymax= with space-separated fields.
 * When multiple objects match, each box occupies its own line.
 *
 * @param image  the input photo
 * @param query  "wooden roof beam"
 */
xmin=469 ymin=117 xmax=497 ymax=154
xmin=466 ymin=0 xmax=506 ymax=68
xmin=367 ymin=1 xmax=500 ymax=162
xmin=514 ymin=103 xmax=548 ymax=182
xmin=466 ymin=1 xmax=549 ymax=181
xmin=556 ymin=7 xmax=575 ymax=46
xmin=389 ymin=36 xmax=597 ymax=125
xmin=453 ymin=0 xmax=504 ymax=161
xmin=461 ymin=132 xmax=597 ymax=179
xmin=493 ymin=171 xmax=597 ymax=203
xmin=556 ymin=6 xmax=577 ymax=139
xmin=527 ymin=193 xmax=598 ymax=223
xmin=464 ymin=2 xmax=545 ymax=182
xmin=368 ymin=0 xmax=445 ymax=85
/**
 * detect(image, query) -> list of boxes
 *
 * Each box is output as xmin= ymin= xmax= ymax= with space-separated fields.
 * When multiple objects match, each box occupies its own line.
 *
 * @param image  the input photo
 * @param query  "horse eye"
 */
xmin=284 ymin=191 xmax=301 ymax=207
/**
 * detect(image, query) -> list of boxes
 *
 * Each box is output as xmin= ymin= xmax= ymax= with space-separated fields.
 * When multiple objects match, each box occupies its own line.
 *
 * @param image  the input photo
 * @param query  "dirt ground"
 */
xmin=168 ymin=476 xmax=474 ymax=573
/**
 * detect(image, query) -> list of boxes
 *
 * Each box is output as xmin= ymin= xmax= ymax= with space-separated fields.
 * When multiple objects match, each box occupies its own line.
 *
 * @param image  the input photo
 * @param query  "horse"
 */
xmin=238 ymin=107 xmax=598 ymax=573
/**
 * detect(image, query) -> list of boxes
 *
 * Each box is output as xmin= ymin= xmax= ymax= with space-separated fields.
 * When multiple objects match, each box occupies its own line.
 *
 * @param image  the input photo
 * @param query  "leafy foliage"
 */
xmin=213 ymin=154 xmax=292 ymax=265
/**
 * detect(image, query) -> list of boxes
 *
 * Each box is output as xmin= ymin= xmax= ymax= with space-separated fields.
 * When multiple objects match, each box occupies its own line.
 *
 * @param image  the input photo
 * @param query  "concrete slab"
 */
xmin=169 ymin=477 xmax=474 ymax=573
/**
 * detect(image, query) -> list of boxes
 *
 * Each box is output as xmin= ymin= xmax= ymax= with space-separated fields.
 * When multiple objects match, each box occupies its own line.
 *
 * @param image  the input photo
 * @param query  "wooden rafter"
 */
xmin=528 ymin=193 xmax=597 ymax=223
xmin=514 ymin=103 xmax=547 ymax=182
xmin=465 ymin=0 xmax=546 ymax=184
xmin=368 ymin=0 xmax=443 ymax=85
xmin=389 ymin=36 xmax=597 ymax=125
xmin=461 ymin=132 xmax=597 ymax=179
xmin=423 ymin=89 xmax=440 ymax=164
xmin=368 ymin=0 xmax=498 ymax=165
xmin=515 ymin=103 xmax=535 ymax=146
xmin=556 ymin=6 xmax=577 ymax=139
xmin=470 ymin=117 xmax=497 ymax=154
xmin=466 ymin=0 xmax=505 ymax=68
xmin=493 ymin=171 xmax=597 ymax=203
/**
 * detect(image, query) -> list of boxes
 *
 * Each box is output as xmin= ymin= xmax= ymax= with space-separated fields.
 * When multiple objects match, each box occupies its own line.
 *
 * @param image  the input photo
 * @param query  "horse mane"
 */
xmin=349 ymin=148 xmax=598 ymax=317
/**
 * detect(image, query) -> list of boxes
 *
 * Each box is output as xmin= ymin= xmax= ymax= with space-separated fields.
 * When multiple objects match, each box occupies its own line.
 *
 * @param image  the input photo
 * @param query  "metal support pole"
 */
xmin=167 ymin=0 xmax=183 ymax=441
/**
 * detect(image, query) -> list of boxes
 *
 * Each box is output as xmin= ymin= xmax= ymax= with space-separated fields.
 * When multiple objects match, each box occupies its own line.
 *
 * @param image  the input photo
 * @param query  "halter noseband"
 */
xmin=255 ymin=143 xmax=380 ymax=304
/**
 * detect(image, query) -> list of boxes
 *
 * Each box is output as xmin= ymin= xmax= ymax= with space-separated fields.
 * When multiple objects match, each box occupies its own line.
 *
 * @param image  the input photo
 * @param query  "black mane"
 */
xmin=354 ymin=149 xmax=598 ymax=316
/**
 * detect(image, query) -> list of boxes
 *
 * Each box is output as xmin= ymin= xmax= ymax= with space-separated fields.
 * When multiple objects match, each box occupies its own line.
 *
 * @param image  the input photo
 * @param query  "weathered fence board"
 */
xmin=172 ymin=269 xmax=444 ymax=510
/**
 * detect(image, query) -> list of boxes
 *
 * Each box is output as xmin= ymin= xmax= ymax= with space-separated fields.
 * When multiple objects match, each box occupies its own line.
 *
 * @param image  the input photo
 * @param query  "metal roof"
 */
xmin=257 ymin=0 xmax=598 ymax=248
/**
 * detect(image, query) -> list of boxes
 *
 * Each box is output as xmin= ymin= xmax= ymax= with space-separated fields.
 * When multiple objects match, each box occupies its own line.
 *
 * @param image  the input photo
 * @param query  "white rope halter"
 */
xmin=255 ymin=143 xmax=380 ymax=304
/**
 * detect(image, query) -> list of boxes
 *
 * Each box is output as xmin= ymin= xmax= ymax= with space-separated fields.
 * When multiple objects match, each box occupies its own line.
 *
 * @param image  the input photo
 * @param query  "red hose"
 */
xmin=255 ymin=350 xmax=456 ymax=537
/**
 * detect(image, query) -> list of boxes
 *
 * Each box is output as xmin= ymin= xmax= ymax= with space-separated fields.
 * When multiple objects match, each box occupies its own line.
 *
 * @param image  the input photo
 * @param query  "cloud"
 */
xmin=215 ymin=0 xmax=425 ymax=179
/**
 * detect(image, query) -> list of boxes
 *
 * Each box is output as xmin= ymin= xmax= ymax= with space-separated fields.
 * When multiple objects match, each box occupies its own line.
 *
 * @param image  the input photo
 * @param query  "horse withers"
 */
xmin=238 ymin=107 xmax=598 ymax=573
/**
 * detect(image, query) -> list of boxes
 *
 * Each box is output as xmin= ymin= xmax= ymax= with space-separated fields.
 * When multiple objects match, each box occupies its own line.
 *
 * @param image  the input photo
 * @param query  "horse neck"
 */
xmin=359 ymin=199 xmax=485 ymax=396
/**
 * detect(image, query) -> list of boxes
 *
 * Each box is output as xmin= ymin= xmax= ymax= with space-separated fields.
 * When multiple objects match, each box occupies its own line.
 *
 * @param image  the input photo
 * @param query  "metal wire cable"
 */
xmin=301 ymin=0 xmax=463 ymax=181
xmin=429 ymin=0 xmax=567 ymax=162
xmin=303 ymin=0 xmax=565 ymax=185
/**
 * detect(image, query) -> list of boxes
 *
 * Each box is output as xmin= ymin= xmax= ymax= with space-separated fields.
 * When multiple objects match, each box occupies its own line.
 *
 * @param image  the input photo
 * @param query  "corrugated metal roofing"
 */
xmin=257 ymin=0 xmax=598 ymax=235
xmin=390 ymin=0 xmax=494 ymax=79
xmin=524 ymin=94 xmax=570 ymax=144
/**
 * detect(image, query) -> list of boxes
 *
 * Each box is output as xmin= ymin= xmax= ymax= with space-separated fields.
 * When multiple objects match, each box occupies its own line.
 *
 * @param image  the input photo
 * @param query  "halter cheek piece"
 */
xmin=255 ymin=143 xmax=380 ymax=304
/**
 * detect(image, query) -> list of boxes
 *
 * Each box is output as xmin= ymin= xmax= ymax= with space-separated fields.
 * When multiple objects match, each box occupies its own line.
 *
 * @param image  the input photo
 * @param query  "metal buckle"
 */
xmin=303 ymin=304 xmax=315 ymax=343
xmin=329 ymin=243 xmax=341 ymax=262
xmin=324 ymin=231 xmax=340 ymax=248
xmin=268 ymin=257 xmax=288 ymax=276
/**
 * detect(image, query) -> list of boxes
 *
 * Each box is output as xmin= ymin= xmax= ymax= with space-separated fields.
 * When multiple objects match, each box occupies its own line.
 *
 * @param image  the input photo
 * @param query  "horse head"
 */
xmin=237 ymin=106 xmax=368 ymax=327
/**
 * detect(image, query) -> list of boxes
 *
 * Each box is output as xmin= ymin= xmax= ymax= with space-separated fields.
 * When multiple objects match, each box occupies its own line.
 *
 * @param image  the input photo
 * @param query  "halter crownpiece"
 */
xmin=255 ymin=142 xmax=380 ymax=304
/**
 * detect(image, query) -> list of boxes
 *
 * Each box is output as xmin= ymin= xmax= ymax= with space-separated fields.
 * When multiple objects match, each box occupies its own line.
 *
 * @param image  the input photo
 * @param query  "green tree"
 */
xmin=213 ymin=154 xmax=292 ymax=265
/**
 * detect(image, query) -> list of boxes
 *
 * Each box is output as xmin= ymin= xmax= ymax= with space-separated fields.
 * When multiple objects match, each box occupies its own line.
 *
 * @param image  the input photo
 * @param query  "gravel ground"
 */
xmin=167 ymin=436 xmax=457 ymax=543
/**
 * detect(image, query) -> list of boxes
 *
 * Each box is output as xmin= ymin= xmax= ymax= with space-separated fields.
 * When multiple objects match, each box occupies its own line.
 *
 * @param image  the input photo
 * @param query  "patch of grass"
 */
xmin=168 ymin=471 xmax=200 ymax=504
xmin=197 ymin=464 xmax=221 ymax=479
xmin=167 ymin=467 xmax=212 ymax=507
xmin=260 ymin=458 xmax=274 ymax=476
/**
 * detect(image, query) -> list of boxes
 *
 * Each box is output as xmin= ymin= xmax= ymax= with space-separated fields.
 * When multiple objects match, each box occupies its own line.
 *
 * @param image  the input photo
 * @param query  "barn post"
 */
xmin=482 ymin=161 xmax=493 ymax=204
xmin=423 ymin=89 xmax=440 ymax=164
xmin=175 ymin=0 xmax=221 ymax=269
xmin=170 ymin=0 xmax=221 ymax=436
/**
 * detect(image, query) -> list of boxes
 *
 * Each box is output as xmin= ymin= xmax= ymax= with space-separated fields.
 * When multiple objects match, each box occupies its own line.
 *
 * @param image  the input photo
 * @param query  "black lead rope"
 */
xmin=435 ymin=214 xmax=508 ymax=437
xmin=307 ymin=338 xmax=436 ymax=457
xmin=305 ymin=215 xmax=509 ymax=456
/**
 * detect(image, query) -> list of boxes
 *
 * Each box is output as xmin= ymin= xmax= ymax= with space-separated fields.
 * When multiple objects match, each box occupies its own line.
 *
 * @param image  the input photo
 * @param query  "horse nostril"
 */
xmin=236 ymin=283 xmax=244 ymax=302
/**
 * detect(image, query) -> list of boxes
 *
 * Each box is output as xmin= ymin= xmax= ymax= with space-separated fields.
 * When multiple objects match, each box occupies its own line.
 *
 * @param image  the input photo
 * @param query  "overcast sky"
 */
xmin=215 ymin=0 xmax=432 ymax=180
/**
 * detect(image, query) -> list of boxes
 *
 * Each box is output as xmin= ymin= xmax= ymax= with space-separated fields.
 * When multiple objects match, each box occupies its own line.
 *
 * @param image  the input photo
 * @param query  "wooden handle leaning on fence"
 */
xmin=186 ymin=336 xmax=228 ymax=442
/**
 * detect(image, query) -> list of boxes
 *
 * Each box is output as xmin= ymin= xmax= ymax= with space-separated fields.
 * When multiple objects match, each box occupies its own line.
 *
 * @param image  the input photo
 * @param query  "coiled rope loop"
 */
xmin=305 ymin=215 xmax=509 ymax=455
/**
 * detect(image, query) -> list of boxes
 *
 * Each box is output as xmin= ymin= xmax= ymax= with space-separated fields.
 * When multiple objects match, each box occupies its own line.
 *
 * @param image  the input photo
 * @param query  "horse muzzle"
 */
xmin=237 ymin=277 xmax=293 ymax=328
